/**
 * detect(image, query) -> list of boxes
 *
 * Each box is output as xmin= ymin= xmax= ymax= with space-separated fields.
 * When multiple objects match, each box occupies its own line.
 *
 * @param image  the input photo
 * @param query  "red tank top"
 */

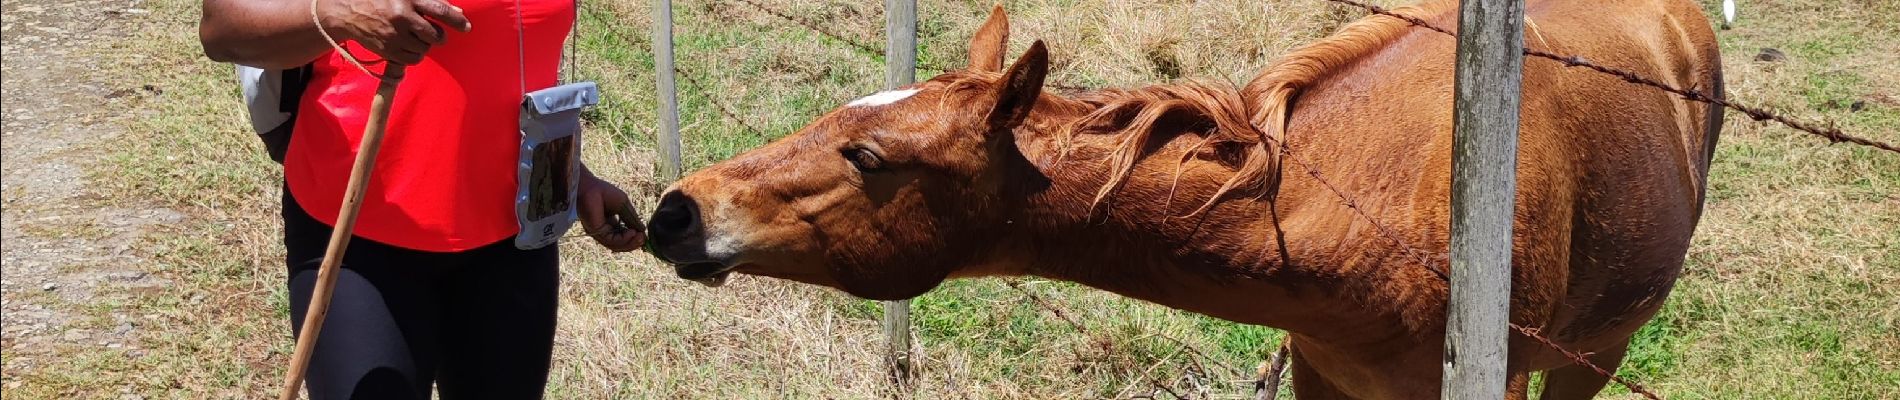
xmin=287 ymin=0 xmax=574 ymax=252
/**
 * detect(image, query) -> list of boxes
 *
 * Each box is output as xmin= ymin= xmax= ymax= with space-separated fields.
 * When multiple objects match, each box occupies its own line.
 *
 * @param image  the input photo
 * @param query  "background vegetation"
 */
xmin=4 ymin=0 xmax=1895 ymax=398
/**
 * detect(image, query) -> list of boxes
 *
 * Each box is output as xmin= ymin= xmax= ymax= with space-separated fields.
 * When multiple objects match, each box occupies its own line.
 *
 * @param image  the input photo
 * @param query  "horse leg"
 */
xmin=1286 ymin=344 xmax=1355 ymax=400
xmin=1536 ymin=338 xmax=1631 ymax=400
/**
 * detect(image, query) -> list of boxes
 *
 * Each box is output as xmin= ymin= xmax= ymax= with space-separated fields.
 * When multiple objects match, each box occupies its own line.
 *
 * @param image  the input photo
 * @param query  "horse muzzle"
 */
xmin=646 ymin=190 xmax=735 ymax=287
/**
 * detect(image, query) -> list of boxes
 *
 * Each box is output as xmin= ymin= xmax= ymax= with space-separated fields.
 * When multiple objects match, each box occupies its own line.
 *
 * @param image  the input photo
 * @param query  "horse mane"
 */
xmin=930 ymin=70 xmax=1260 ymax=214
xmin=1055 ymin=1 xmax=1451 ymax=215
xmin=1238 ymin=0 xmax=1457 ymax=146
xmin=1049 ymin=81 xmax=1259 ymax=215
xmin=938 ymin=2 xmax=1452 ymax=214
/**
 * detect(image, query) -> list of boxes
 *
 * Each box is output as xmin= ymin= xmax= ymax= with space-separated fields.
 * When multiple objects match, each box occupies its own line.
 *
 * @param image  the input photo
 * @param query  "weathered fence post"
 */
xmin=881 ymin=0 xmax=918 ymax=389
xmin=653 ymin=0 xmax=682 ymax=180
xmin=1443 ymin=0 xmax=1525 ymax=398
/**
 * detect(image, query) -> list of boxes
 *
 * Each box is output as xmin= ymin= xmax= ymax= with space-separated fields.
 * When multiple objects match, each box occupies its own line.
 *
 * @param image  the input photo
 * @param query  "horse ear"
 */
xmin=967 ymin=5 xmax=1009 ymax=73
xmin=986 ymin=40 xmax=1048 ymax=132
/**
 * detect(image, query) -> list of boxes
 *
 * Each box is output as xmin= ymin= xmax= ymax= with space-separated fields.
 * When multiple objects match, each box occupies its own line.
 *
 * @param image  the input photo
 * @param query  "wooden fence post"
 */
xmin=1443 ymin=0 xmax=1525 ymax=398
xmin=653 ymin=0 xmax=682 ymax=180
xmin=881 ymin=0 xmax=918 ymax=388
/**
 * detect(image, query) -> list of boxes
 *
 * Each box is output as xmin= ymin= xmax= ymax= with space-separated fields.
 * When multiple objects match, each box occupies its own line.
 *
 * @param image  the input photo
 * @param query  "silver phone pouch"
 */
xmin=514 ymin=81 xmax=599 ymax=250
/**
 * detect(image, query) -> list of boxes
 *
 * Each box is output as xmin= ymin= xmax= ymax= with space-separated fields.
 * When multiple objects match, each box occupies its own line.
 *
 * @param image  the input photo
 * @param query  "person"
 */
xmin=199 ymin=0 xmax=647 ymax=398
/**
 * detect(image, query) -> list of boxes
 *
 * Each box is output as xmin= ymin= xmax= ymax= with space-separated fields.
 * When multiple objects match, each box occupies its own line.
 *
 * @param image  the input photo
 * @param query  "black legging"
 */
xmin=283 ymin=189 xmax=560 ymax=400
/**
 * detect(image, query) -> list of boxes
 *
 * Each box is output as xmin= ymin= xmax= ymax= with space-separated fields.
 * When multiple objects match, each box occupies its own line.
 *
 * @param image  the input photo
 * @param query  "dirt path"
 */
xmin=1 ymin=0 xmax=183 ymax=393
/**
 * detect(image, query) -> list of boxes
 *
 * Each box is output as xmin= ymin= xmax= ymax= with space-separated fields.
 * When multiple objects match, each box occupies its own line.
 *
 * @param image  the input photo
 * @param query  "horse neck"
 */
xmin=979 ymin=96 xmax=1439 ymax=341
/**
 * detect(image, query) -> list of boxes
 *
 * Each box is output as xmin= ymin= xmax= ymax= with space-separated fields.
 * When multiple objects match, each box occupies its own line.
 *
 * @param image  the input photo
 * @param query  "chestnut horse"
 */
xmin=647 ymin=0 xmax=1723 ymax=398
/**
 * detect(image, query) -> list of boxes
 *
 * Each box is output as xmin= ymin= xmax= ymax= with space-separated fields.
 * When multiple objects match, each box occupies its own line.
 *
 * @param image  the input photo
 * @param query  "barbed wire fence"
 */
xmin=577 ymin=0 xmax=1900 ymax=398
xmin=724 ymin=0 xmax=1900 ymax=155
xmin=723 ymin=0 xmax=1097 ymax=94
xmin=1321 ymin=0 xmax=1898 ymax=155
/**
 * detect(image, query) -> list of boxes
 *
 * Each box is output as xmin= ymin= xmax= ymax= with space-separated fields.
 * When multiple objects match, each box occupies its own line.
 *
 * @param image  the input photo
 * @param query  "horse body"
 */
xmin=647 ymin=1 xmax=1722 ymax=398
xmin=1217 ymin=1 xmax=1721 ymax=396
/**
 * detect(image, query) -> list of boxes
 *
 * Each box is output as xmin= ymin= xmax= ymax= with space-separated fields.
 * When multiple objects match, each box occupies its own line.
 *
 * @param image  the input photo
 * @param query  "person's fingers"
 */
xmin=391 ymin=34 xmax=430 ymax=56
xmin=358 ymin=29 xmax=424 ymax=65
xmin=403 ymin=13 xmax=444 ymax=45
xmin=347 ymin=36 xmax=386 ymax=57
xmin=614 ymin=202 xmax=646 ymax=234
xmin=594 ymin=230 xmax=643 ymax=252
xmin=412 ymin=0 xmax=472 ymax=32
xmin=388 ymin=47 xmax=424 ymax=65
xmin=611 ymin=200 xmax=647 ymax=247
xmin=578 ymin=188 xmax=611 ymax=235
xmin=361 ymin=41 xmax=422 ymax=65
xmin=578 ymin=180 xmax=644 ymax=252
xmin=591 ymin=205 xmax=644 ymax=252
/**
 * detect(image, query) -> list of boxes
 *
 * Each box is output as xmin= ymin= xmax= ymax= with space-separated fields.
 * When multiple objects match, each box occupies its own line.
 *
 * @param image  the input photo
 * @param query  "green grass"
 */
xmin=5 ymin=0 xmax=1894 ymax=398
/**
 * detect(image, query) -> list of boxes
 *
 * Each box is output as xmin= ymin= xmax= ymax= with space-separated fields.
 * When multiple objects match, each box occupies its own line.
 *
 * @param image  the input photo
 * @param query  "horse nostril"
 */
xmin=649 ymin=191 xmax=701 ymax=242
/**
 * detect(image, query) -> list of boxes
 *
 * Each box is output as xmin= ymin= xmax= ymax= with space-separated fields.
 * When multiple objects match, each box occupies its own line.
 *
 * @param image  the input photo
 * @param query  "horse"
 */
xmin=645 ymin=0 xmax=1723 ymax=398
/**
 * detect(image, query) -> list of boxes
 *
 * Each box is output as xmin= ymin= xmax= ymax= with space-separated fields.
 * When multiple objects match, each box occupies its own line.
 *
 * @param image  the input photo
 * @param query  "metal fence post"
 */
xmin=1443 ymin=0 xmax=1525 ymax=398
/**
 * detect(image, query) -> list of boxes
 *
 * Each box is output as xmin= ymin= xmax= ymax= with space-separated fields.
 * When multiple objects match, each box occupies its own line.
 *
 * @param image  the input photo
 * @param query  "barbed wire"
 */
xmin=727 ymin=0 xmax=887 ymax=58
xmin=1513 ymin=325 xmax=1660 ymax=397
xmin=723 ymin=0 xmax=1094 ymax=93
xmin=613 ymin=2 xmax=1642 ymax=396
xmin=1273 ymin=0 xmax=1900 ymax=396
xmin=565 ymin=1 xmax=1853 ymax=397
xmin=613 ymin=1 xmax=1636 ymax=396
xmin=581 ymin=1 xmax=773 ymax=141
xmin=1321 ymin=0 xmax=1898 ymax=155
xmin=1289 ymin=2 xmax=1897 ymax=396
xmin=1279 ymin=138 xmax=1665 ymax=399
xmin=1281 ymin=151 xmax=1451 ymax=281
xmin=583 ymin=7 xmax=1232 ymax=393
xmin=673 ymin=67 xmax=771 ymax=137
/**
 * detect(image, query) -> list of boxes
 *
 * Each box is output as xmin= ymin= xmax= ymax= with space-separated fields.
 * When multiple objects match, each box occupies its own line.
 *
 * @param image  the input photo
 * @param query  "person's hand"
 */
xmin=318 ymin=0 xmax=472 ymax=65
xmin=577 ymin=172 xmax=647 ymax=252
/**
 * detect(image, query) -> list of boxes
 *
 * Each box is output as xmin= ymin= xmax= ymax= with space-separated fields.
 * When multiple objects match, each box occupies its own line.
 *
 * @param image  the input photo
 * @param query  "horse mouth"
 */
xmin=675 ymin=262 xmax=737 ymax=287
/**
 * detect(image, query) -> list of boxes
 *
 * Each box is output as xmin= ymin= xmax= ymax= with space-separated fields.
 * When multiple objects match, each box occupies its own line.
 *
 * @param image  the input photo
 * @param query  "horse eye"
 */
xmin=845 ymin=147 xmax=884 ymax=172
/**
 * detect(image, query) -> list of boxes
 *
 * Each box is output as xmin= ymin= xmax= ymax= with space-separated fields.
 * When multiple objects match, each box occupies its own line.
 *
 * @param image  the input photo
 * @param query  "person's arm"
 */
xmin=200 ymin=0 xmax=471 ymax=69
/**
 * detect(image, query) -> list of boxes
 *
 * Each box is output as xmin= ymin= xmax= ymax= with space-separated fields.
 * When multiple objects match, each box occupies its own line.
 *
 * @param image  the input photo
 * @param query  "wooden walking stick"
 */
xmin=277 ymin=64 xmax=407 ymax=400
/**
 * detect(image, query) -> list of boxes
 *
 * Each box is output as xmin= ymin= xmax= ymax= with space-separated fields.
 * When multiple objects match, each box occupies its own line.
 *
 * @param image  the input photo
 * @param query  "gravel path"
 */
xmin=1 ymin=0 xmax=184 ymax=392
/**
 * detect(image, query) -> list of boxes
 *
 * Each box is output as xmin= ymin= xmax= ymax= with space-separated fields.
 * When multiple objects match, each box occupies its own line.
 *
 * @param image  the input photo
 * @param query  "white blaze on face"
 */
xmin=702 ymin=196 xmax=747 ymax=262
xmin=846 ymin=88 xmax=921 ymax=108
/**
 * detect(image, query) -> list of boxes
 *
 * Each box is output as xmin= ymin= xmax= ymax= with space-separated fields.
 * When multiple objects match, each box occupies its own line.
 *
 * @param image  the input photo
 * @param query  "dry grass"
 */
xmin=4 ymin=0 xmax=1893 ymax=398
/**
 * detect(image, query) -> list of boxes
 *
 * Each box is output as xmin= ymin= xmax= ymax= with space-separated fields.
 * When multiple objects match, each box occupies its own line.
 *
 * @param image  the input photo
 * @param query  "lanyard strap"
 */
xmin=516 ymin=0 xmax=584 ymax=97
xmin=514 ymin=0 xmax=526 ymax=96
xmin=565 ymin=0 xmax=578 ymax=84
